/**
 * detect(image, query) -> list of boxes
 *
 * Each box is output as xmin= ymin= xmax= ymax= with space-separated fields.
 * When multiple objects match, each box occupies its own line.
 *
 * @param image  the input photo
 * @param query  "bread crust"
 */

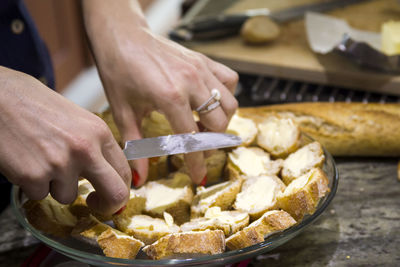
xmin=277 ymin=168 xmax=330 ymax=221
xmin=143 ymin=230 xmax=226 ymax=260
xmin=97 ymin=228 xmax=144 ymax=259
xmin=226 ymin=210 xmax=296 ymax=250
xmin=239 ymin=103 xmax=400 ymax=156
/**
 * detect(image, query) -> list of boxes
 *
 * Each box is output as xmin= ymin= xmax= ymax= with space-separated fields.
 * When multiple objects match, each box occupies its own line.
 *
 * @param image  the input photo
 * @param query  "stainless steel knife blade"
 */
xmin=169 ymin=0 xmax=369 ymax=41
xmin=123 ymin=132 xmax=242 ymax=160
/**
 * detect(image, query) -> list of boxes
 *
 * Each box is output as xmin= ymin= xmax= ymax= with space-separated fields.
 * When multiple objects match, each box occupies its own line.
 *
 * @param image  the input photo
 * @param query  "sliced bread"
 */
xmin=226 ymin=113 xmax=258 ymax=146
xmin=181 ymin=207 xmax=249 ymax=236
xmin=257 ymin=116 xmax=300 ymax=158
xmin=143 ymin=229 xmax=225 ymax=260
xmin=97 ymin=228 xmax=144 ymax=259
xmin=226 ymin=210 xmax=296 ymax=250
xmin=281 ymin=141 xmax=325 ymax=185
xmin=191 ymin=178 xmax=243 ymax=218
xmin=277 ymin=167 xmax=330 ymax=221
xmin=233 ymin=175 xmax=286 ymax=220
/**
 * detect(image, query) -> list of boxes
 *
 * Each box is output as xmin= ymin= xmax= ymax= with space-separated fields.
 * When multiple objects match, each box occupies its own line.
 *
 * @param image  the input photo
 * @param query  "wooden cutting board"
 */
xmin=185 ymin=0 xmax=400 ymax=95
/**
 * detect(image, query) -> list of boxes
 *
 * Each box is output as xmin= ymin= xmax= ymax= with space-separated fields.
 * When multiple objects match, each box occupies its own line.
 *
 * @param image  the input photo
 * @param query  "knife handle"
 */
xmin=169 ymin=14 xmax=249 ymax=41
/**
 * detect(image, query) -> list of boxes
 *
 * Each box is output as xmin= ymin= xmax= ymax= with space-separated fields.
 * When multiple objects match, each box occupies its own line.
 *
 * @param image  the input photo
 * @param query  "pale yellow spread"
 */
xmin=226 ymin=114 xmax=257 ymax=144
xmin=142 ymin=183 xmax=187 ymax=211
xmin=382 ymin=21 xmax=400 ymax=56
xmin=229 ymin=147 xmax=271 ymax=177
xmin=258 ymin=117 xmax=298 ymax=151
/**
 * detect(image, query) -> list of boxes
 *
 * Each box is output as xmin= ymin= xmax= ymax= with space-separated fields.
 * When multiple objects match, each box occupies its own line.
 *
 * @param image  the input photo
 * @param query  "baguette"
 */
xmin=143 ymin=229 xmax=225 ymax=260
xmin=277 ymin=167 xmax=330 ymax=221
xmin=114 ymin=214 xmax=180 ymax=245
xmin=233 ymin=175 xmax=286 ymax=221
xmin=228 ymin=146 xmax=283 ymax=177
xmin=257 ymin=116 xmax=300 ymax=158
xmin=191 ymin=178 xmax=243 ymax=218
xmin=134 ymin=172 xmax=193 ymax=225
xmin=281 ymin=142 xmax=325 ymax=185
xmin=226 ymin=113 xmax=258 ymax=146
xmin=71 ymin=215 xmax=112 ymax=246
xmin=23 ymin=195 xmax=77 ymax=237
xmin=97 ymin=228 xmax=144 ymax=259
xmin=226 ymin=210 xmax=296 ymax=251
xmin=181 ymin=207 xmax=249 ymax=236
xmin=238 ymin=103 xmax=400 ymax=156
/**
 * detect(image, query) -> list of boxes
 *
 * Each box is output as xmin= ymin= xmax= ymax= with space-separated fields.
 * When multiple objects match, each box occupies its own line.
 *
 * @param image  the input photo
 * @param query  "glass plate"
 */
xmin=11 ymin=142 xmax=339 ymax=266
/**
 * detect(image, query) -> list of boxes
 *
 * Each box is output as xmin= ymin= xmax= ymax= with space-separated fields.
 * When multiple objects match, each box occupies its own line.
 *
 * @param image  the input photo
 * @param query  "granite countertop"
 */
xmin=0 ymin=158 xmax=399 ymax=267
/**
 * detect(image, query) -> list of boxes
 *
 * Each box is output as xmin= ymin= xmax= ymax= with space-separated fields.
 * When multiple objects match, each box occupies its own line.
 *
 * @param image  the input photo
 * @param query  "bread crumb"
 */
xmin=346 ymin=255 xmax=351 ymax=259
xmin=330 ymin=209 xmax=336 ymax=215
xmin=359 ymin=188 xmax=364 ymax=192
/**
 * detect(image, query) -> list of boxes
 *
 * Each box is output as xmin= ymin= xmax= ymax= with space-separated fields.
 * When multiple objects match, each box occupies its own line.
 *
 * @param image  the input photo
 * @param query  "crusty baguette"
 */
xmin=233 ymin=175 xmax=286 ymax=221
xmin=191 ymin=178 xmax=243 ymax=218
xmin=71 ymin=215 xmax=112 ymax=246
xmin=281 ymin=142 xmax=325 ymax=185
xmin=134 ymin=172 xmax=193 ymax=225
xmin=23 ymin=195 xmax=77 ymax=237
xmin=228 ymin=146 xmax=283 ymax=177
xmin=143 ymin=229 xmax=225 ymax=260
xmin=226 ymin=210 xmax=296 ymax=251
xmin=97 ymin=228 xmax=144 ymax=259
xmin=226 ymin=113 xmax=258 ymax=146
xmin=114 ymin=214 xmax=180 ymax=245
xmin=277 ymin=167 xmax=330 ymax=221
xmin=181 ymin=207 xmax=249 ymax=236
xmin=257 ymin=116 xmax=300 ymax=158
xmin=238 ymin=103 xmax=400 ymax=156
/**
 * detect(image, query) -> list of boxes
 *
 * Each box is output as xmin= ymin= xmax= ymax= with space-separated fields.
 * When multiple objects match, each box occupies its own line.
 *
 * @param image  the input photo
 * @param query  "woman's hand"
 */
xmin=0 ymin=67 xmax=131 ymax=215
xmin=83 ymin=0 xmax=239 ymax=185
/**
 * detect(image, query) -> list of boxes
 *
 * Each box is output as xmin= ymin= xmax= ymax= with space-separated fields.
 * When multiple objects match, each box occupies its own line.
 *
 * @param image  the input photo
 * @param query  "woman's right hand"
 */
xmin=0 ymin=67 xmax=131 ymax=215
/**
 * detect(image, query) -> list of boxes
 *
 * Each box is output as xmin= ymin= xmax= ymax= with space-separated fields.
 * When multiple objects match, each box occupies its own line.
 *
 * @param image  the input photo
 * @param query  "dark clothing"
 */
xmin=0 ymin=0 xmax=55 ymax=211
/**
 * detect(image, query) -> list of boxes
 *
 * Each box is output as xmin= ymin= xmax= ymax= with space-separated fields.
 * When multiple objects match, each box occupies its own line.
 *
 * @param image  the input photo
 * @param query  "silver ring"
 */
xmin=195 ymin=89 xmax=221 ymax=114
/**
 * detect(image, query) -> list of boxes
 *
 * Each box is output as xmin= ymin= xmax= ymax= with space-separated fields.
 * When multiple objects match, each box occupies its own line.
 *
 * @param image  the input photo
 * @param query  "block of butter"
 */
xmin=382 ymin=21 xmax=400 ymax=56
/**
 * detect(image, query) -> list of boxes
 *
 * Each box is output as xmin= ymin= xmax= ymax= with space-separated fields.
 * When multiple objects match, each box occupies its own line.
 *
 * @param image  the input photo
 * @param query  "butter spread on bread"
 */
xmin=226 ymin=113 xmax=258 ymax=146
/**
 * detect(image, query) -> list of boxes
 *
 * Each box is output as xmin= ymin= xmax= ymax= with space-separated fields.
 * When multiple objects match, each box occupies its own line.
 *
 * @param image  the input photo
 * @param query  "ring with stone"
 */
xmin=195 ymin=89 xmax=221 ymax=114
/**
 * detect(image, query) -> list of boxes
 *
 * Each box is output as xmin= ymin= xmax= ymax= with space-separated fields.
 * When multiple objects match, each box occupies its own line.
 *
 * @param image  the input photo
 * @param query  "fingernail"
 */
xmin=132 ymin=169 xmax=140 ymax=187
xmin=114 ymin=205 xmax=126 ymax=215
xmin=200 ymin=175 xmax=207 ymax=186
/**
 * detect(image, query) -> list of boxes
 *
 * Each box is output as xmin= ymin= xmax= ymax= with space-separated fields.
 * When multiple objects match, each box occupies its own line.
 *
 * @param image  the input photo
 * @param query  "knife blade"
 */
xmin=169 ymin=0 xmax=368 ymax=42
xmin=123 ymin=132 xmax=242 ymax=160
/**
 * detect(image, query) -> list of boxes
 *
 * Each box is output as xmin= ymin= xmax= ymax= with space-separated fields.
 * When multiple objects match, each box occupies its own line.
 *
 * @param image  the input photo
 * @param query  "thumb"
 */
xmin=113 ymin=107 xmax=148 ymax=187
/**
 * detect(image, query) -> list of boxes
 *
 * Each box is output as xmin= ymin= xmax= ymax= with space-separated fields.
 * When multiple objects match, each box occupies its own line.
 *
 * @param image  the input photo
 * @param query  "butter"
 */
xmin=163 ymin=212 xmax=174 ymax=227
xmin=257 ymin=117 xmax=298 ymax=151
xmin=382 ymin=21 xmax=400 ymax=56
xmin=228 ymin=147 xmax=271 ymax=177
xmin=226 ymin=114 xmax=257 ymax=145
xmin=127 ymin=215 xmax=172 ymax=231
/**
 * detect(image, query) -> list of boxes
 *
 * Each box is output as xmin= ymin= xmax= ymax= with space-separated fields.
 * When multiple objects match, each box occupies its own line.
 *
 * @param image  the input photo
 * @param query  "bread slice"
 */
xmin=69 ymin=179 xmax=112 ymax=221
xmin=23 ymin=195 xmax=77 ymax=237
xmin=181 ymin=207 xmax=249 ymax=236
xmin=228 ymin=146 xmax=283 ymax=177
xmin=171 ymin=150 xmax=227 ymax=185
xmin=142 ymin=229 xmax=225 ymax=260
xmin=277 ymin=168 xmax=330 ymax=221
xmin=71 ymin=215 xmax=112 ymax=246
xmin=233 ymin=175 xmax=286 ymax=221
xmin=97 ymin=228 xmax=144 ymax=259
xmin=226 ymin=210 xmax=296 ymax=250
xmin=135 ymin=172 xmax=193 ymax=225
xmin=112 ymin=189 xmax=146 ymax=225
xmin=281 ymin=141 xmax=325 ymax=185
xmin=226 ymin=113 xmax=258 ymax=146
xmin=257 ymin=116 xmax=300 ymax=158
xmin=191 ymin=178 xmax=243 ymax=218
xmin=114 ymin=214 xmax=180 ymax=245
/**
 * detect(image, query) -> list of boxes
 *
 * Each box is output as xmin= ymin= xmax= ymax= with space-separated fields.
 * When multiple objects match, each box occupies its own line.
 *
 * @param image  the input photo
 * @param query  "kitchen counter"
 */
xmin=0 ymin=158 xmax=399 ymax=266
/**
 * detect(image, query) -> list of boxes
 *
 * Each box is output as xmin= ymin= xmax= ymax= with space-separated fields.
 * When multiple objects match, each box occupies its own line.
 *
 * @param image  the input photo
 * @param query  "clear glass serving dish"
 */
xmin=11 ymin=143 xmax=339 ymax=266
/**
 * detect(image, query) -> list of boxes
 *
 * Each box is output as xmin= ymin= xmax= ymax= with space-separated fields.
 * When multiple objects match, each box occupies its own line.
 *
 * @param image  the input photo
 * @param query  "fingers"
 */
xmin=163 ymin=100 xmax=207 ymax=184
xmin=111 ymin=106 xmax=148 ymax=187
xmin=20 ymin=180 xmax=49 ymax=201
xmin=83 ymin=157 xmax=130 ymax=215
xmin=50 ymin=174 xmax=79 ymax=204
xmin=205 ymin=56 xmax=239 ymax=95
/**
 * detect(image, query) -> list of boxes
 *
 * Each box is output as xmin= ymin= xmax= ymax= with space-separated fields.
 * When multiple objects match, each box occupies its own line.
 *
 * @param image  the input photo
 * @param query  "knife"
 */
xmin=123 ymin=132 xmax=242 ymax=160
xmin=169 ymin=0 xmax=368 ymax=42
